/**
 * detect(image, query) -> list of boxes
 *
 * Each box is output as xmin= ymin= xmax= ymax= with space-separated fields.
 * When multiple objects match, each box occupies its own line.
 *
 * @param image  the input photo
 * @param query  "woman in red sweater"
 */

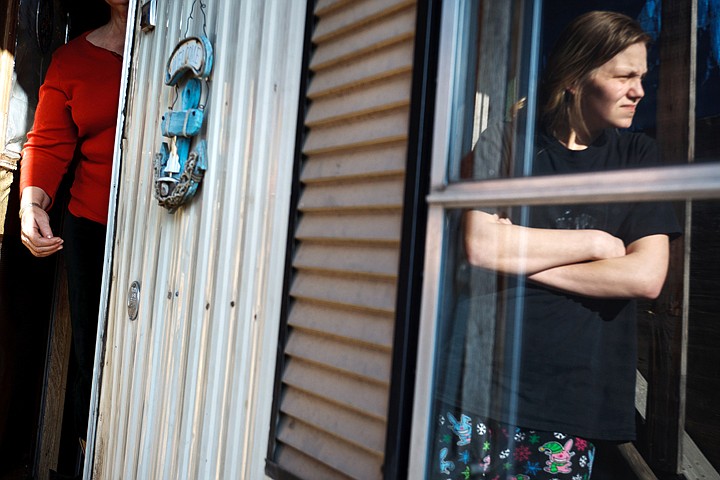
xmin=19 ymin=0 xmax=128 ymax=451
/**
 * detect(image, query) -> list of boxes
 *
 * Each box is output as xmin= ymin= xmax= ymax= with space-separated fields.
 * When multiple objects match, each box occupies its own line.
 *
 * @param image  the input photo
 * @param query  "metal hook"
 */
xmin=198 ymin=78 xmax=210 ymax=111
xmin=183 ymin=0 xmax=208 ymax=38
xmin=170 ymin=84 xmax=179 ymax=110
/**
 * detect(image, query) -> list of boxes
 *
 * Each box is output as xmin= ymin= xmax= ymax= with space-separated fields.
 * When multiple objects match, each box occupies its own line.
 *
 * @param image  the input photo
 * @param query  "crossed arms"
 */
xmin=463 ymin=210 xmax=670 ymax=299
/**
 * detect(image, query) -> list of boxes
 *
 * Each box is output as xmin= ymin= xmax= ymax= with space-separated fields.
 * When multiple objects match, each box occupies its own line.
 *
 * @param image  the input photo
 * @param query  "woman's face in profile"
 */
xmin=580 ymin=42 xmax=648 ymax=134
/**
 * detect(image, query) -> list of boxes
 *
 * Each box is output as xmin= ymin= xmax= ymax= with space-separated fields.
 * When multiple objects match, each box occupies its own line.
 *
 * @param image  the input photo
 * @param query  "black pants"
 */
xmin=62 ymin=213 xmax=106 ymax=440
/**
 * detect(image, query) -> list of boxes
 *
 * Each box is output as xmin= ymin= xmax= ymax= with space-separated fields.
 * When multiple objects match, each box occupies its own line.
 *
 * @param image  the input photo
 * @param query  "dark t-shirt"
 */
xmin=486 ymin=129 xmax=682 ymax=441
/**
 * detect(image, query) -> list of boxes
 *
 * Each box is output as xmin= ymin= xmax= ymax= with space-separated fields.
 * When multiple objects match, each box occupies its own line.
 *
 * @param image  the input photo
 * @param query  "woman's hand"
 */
xmin=19 ymin=186 xmax=63 ymax=257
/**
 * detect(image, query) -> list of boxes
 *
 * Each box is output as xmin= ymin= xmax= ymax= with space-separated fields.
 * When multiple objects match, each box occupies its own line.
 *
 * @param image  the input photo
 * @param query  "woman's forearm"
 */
xmin=20 ymin=186 xmax=51 ymax=209
xmin=463 ymin=210 xmax=626 ymax=275
xmin=528 ymin=235 xmax=670 ymax=299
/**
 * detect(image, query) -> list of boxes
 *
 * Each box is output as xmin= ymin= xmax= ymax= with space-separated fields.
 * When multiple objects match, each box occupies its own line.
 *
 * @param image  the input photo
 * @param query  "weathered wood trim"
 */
xmin=636 ymin=372 xmax=720 ymax=479
xmin=617 ymin=443 xmax=659 ymax=480
xmin=682 ymin=434 xmax=720 ymax=480
xmin=35 ymin=263 xmax=72 ymax=480
xmin=644 ymin=0 xmax=696 ymax=473
xmin=0 ymin=0 xmax=18 ymax=236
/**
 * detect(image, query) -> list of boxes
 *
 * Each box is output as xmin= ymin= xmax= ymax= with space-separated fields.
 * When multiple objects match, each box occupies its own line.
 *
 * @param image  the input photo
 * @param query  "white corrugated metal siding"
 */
xmin=269 ymin=0 xmax=417 ymax=478
xmin=87 ymin=0 xmax=306 ymax=478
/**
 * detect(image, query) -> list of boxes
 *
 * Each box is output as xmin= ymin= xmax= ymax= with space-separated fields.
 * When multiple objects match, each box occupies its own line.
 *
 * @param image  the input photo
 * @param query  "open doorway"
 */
xmin=0 ymin=0 xmax=109 ymax=478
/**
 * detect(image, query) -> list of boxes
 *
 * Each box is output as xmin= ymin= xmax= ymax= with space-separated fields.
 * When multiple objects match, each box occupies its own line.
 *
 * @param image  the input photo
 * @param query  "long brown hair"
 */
xmin=540 ymin=11 xmax=651 ymax=140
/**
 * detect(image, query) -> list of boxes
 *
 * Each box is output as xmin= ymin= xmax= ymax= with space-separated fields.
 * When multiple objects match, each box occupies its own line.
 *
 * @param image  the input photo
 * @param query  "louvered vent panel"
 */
xmin=272 ymin=0 xmax=416 ymax=478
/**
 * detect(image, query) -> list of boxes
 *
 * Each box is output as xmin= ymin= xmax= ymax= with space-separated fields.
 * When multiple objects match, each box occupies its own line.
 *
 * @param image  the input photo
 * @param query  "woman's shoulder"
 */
xmin=610 ymin=129 xmax=660 ymax=165
xmin=610 ymin=128 xmax=655 ymax=144
xmin=50 ymin=31 xmax=95 ymax=62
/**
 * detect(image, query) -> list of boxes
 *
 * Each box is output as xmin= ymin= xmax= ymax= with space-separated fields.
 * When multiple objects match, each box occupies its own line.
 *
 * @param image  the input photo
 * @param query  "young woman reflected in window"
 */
xmin=436 ymin=11 xmax=682 ymax=479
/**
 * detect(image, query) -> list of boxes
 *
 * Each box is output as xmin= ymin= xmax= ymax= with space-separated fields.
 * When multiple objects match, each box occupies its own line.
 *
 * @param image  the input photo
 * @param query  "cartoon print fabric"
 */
xmin=430 ymin=414 xmax=595 ymax=479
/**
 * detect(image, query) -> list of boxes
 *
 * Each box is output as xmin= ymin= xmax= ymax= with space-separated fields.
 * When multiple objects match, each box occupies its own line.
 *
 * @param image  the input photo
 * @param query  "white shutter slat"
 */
xmin=294 ymin=243 xmax=400 ymax=277
xmin=307 ymin=42 xmax=414 ymax=99
xmin=287 ymin=300 xmax=394 ymax=349
xmin=282 ymin=360 xmax=388 ymax=419
xmin=285 ymin=329 xmax=391 ymax=383
xmin=303 ymin=109 xmax=409 ymax=156
xmin=276 ymin=415 xmax=383 ymax=479
xmin=298 ymin=176 xmax=405 ymax=211
xmin=290 ymin=271 xmax=397 ymax=314
xmin=280 ymin=388 xmax=386 ymax=454
xmin=306 ymin=73 xmax=412 ymax=127
xmin=295 ymin=212 xmax=402 ymax=244
xmin=300 ymin=143 xmax=407 ymax=183
xmin=311 ymin=4 xmax=416 ymax=70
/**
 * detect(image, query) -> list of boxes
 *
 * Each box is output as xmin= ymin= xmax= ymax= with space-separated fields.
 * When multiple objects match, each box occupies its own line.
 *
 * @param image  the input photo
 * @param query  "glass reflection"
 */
xmin=428 ymin=196 xmax=681 ymax=479
xmin=450 ymin=1 xmax=672 ymax=183
xmin=428 ymin=0 xmax=720 ymax=476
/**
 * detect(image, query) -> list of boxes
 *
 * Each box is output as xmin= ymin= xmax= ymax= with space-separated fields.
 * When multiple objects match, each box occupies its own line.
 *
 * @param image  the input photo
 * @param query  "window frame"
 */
xmin=406 ymin=0 xmax=720 ymax=477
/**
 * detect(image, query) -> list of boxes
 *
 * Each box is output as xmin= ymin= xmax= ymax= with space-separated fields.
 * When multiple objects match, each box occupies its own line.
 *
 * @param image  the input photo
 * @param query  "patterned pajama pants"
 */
xmin=430 ymin=414 xmax=596 ymax=480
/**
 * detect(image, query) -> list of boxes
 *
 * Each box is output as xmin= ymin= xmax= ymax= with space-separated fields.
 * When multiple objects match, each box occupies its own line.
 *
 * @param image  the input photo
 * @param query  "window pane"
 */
xmin=683 ymin=201 xmax=720 ymax=470
xmin=672 ymin=8 xmax=720 ymax=468
xmin=445 ymin=0 xmax=526 ymax=182
xmin=696 ymin=1 xmax=720 ymax=164
xmin=448 ymin=1 xmax=674 ymax=183
xmin=426 ymin=199 xmax=683 ymax=478
xmin=422 ymin=1 xmax=720 ymax=477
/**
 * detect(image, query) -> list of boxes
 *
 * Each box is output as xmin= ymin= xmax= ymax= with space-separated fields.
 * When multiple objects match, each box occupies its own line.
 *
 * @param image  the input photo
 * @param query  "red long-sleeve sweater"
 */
xmin=20 ymin=31 xmax=122 ymax=225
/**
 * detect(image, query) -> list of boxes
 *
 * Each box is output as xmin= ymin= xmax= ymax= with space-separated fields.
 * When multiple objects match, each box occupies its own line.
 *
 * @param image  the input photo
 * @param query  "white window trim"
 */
xmin=85 ymin=0 xmax=138 ymax=472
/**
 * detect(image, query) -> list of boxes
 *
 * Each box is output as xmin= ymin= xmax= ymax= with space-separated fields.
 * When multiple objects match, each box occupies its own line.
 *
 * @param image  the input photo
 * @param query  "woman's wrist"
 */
xmin=20 ymin=186 xmax=51 ymax=209
xmin=18 ymin=202 xmax=45 ymax=218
